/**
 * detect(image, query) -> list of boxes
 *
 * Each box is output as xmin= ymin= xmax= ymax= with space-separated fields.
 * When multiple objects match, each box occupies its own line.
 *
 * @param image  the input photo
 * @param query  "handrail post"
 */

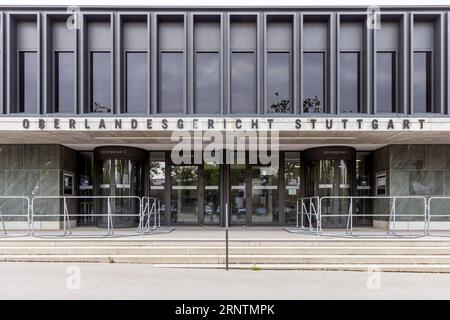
xmin=225 ymin=202 xmax=229 ymax=271
xmin=426 ymin=197 xmax=431 ymax=236
xmin=107 ymin=196 xmax=113 ymax=236
xmin=300 ymin=199 xmax=304 ymax=229
xmin=296 ymin=199 xmax=299 ymax=228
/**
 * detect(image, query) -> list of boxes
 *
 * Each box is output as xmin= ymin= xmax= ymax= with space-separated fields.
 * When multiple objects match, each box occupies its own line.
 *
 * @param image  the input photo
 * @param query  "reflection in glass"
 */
xmin=340 ymin=52 xmax=360 ymax=113
xmin=303 ymin=52 xmax=325 ymax=112
xmin=230 ymin=163 xmax=246 ymax=224
xmin=267 ymin=52 xmax=290 ymax=113
xmin=376 ymin=52 xmax=396 ymax=113
xmin=231 ymin=52 xmax=256 ymax=113
xmin=126 ymin=52 xmax=148 ymax=113
xmin=55 ymin=52 xmax=75 ymax=113
xmin=413 ymin=51 xmax=432 ymax=113
xmin=90 ymin=52 xmax=111 ymax=112
xmin=160 ymin=52 xmax=184 ymax=113
xmin=204 ymin=163 xmax=220 ymax=224
xmin=195 ymin=52 xmax=220 ymax=114
xmin=284 ymin=152 xmax=300 ymax=224
xmin=18 ymin=51 xmax=38 ymax=113
xmin=252 ymin=165 xmax=279 ymax=223
xmin=171 ymin=165 xmax=198 ymax=224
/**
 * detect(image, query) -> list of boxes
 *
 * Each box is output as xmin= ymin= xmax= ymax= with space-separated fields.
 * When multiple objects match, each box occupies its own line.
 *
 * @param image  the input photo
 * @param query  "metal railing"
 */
xmin=139 ymin=197 xmax=162 ymax=234
xmin=31 ymin=195 xmax=143 ymax=237
xmin=296 ymin=196 xmax=320 ymax=232
xmin=2 ymin=194 xmax=450 ymax=238
xmin=0 ymin=196 xmax=31 ymax=237
xmin=287 ymin=195 xmax=429 ymax=237
xmin=319 ymin=196 xmax=427 ymax=236
xmin=427 ymin=196 xmax=450 ymax=236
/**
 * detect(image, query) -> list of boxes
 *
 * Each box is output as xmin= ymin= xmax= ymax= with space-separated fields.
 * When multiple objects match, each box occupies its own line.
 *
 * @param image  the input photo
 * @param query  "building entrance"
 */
xmin=304 ymin=147 xmax=356 ymax=228
xmin=94 ymin=146 xmax=146 ymax=228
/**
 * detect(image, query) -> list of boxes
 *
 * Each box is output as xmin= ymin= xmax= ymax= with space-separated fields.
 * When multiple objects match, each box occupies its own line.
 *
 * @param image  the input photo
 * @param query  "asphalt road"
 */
xmin=0 ymin=262 xmax=450 ymax=299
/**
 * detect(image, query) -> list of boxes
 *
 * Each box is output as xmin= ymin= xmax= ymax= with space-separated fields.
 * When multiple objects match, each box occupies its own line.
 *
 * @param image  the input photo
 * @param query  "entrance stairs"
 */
xmin=1 ymin=236 xmax=450 ymax=272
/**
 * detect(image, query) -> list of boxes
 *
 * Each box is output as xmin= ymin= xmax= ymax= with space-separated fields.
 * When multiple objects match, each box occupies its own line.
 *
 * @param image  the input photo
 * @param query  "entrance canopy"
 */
xmin=1 ymin=116 xmax=450 ymax=150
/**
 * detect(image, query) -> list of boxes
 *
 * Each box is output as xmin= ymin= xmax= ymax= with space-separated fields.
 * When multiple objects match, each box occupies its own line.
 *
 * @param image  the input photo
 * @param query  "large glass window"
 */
xmin=231 ymin=52 xmax=256 ymax=113
xmin=284 ymin=152 xmax=301 ymax=224
xmin=203 ymin=163 xmax=220 ymax=225
xmin=171 ymin=165 xmax=198 ymax=224
xmin=54 ymin=51 xmax=75 ymax=113
xmin=160 ymin=52 xmax=184 ymax=113
xmin=18 ymin=51 xmax=38 ymax=113
xmin=339 ymin=52 xmax=360 ymax=113
xmin=413 ymin=51 xmax=432 ymax=113
xmin=195 ymin=52 xmax=220 ymax=114
xmin=376 ymin=52 xmax=396 ymax=113
xmin=126 ymin=52 xmax=148 ymax=113
xmin=267 ymin=52 xmax=291 ymax=113
xmin=230 ymin=163 xmax=247 ymax=224
xmin=251 ymin=165 xmax=279 ymax=224
xmin=303 ymin=52 xmax=325 ymax=113
xmin=149 ymin=152 xmax=166 ymax=222
xmin=90 ymin=52 xmax=111 ymax=113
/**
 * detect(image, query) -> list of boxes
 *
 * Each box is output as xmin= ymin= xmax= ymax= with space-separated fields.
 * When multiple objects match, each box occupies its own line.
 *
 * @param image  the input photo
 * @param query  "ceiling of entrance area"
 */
xmin=2 ymin=130 xmax=450 ymax=151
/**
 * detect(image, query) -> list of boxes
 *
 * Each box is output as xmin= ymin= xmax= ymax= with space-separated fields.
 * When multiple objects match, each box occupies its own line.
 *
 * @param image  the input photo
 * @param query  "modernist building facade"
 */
xmin=0 ymin=5 xmax=450 ymax=229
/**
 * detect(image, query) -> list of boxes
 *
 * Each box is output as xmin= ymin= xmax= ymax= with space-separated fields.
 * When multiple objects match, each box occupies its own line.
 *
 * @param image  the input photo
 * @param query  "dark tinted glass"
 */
xmin=126 ymin=52 xmax=148 ymax=113
xmin=18 ymin=51 xmax=38 ymax=113
xmin=55 ymin=52 xmax=75 ymax=113
xmin=160 ymin=52 xmax=184 ymax=113
xmin=303 ymin=52 xmax=325 ymax=112
xmin=339 ymin=52 xmax=360 ymax=113
xmin=90 ymin=52 xmax=111 ymax=113
xmin=376 ymin=52 xmax=396 ymax=113
xmin=267 ymin=52 xmax=290 ymax=113
xmin=413 ymin=51 xmax=432 ymax=113
xmin=195 ymin=52 xmax=220 ymax=114
xmin=231 ymin=52 xmax=256 ymax=113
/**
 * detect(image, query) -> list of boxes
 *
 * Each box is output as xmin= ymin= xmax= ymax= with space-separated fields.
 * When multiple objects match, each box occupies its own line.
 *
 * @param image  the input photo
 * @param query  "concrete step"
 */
xmin=3 ymin=254 xmax=450 ymax=264
xmin=1 ymin=246 xmax=450 ymax=255
xmin=2 ymin=239 xmax=450 ymax=247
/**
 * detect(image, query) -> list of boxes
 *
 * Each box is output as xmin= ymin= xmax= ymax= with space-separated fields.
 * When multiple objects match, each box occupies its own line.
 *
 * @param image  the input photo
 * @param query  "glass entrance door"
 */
xmin=228 ymin=157 xmax=280 ymax=225
xmin=304 ymin=147 xmax=355 ymax=228
xmin=251 ymin=165 xmax=279 ymax=224
xmin=97 ymin=159 xmax=143 ymax=228
xmin=230 ymin=163 xmax=247 ymax=224
xmin=171 ymin=165 xmax=199 ymax=224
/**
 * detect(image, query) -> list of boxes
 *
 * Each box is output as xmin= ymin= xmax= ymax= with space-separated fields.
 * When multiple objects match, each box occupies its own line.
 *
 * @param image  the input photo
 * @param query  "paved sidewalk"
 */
xmin=1 ymin=262 xmax=450 ymax=299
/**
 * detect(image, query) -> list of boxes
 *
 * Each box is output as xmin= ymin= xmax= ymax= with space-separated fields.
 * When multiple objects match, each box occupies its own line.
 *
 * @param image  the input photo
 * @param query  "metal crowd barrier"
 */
xmin=139 ymin=197 xmax=161 ymax=233
xmin=427 ymin=197 xmax=450 ymax=236
xmin=286 ymin=195 xmax=428 ymax=237
xmin=0 ymin=196 xmax=31 ymax=237
xmin=319 ymin=196 xmax=427 ymax=237
xmin=31 ymin=195 xmax=143 ymax=237
xmin=292 ymin=196 xmax=320 ymax=233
